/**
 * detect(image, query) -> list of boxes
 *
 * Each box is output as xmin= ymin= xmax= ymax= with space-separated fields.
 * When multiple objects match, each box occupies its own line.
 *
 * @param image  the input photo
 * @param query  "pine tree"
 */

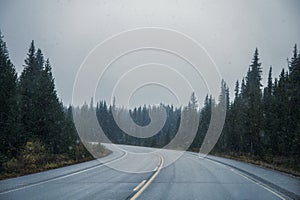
xmin=245 ymin=48 xmax=263 ymax=156
xmin=0 ymin=32 xmax=19 ymax=166
xmin=226 ymin=80 xmax=242 ymax=152
xmin=273 ymin=69 xmax=290 ymax=156
xmin=192 ymin=95 xmax=212 ymax=151
xmin=216 ymin=81 xmax=229 ymax=151
xmin=287 ymin=45 xmax=300 ymax=157
xmin=19 ymin=42 xmax=68 ymax=153
xmin=188 ymin=92 xmax=198 ymax=110
xmin=234 ymin=80 xmax=239 ymax=101
xmin=37 ymin=59 xmax=67 ymax=153
xmin=262 ymin=66 xmax=278 ymax=154
xmin=19 ymin=41 xmax=43 ymax=142
xmin=267 ymin=66 xmax=273 ymax=96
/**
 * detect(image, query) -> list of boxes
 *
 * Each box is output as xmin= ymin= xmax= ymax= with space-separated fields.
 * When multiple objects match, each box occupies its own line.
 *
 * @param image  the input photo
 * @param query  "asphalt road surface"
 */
xmin=0 ymin=144 xmax=299 ymax=200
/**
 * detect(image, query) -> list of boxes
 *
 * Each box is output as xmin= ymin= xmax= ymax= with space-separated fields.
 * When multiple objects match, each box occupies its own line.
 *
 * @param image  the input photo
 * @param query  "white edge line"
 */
xmin=0 ymin=150 xmax=128 ymax=195
xmin=205 ymin=158 xmax=286 ymax=200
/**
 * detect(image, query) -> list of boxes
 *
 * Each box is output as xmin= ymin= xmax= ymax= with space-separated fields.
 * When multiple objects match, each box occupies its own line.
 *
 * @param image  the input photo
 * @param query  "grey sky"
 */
xmin=0 ymin=0 xmax=299 ymax=107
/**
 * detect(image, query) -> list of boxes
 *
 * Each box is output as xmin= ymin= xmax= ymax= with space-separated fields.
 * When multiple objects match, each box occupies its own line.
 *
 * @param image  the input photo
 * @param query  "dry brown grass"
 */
xmin=0 ymin=142 xmax=111 ymax=180
xmin=214 ymin=152 xmax=300 ymax=177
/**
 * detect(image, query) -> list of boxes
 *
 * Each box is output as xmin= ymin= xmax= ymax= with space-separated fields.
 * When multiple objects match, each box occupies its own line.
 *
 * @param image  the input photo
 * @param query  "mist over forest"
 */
xmin=1 ymin=30 xmax=300 ymax=178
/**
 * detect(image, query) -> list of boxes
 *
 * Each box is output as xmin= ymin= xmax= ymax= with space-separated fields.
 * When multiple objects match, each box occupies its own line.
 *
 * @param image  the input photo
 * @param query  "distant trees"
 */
xmin=191 ymin=95 xmax=213 ymax=151
xmin=72 ymin=43 xmax=298 ymax=164
xmin=72 ymin=93 xmax=204 ymax=150
xmin=0 ymin=29 xmax=299 ymax=175
xmin=73 ymin=98 xmax=181 ymax=148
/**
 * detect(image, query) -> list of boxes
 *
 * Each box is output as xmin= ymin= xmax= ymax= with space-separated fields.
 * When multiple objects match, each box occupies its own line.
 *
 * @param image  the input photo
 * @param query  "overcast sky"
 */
xmin=1 ymin=0 xmax=299 ymax=107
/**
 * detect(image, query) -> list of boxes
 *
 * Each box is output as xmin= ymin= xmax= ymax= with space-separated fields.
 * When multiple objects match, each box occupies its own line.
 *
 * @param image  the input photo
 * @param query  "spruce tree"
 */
xmin=262 ymin=66 xmax=277 ymax=154
xmin=0 ymin=32 xmax=19 ymax=166
xmin=288 ymin=45 xmax=300 ymax=157
xmin=245 ymin=48 xmax=263 ymax=156
xmin=19 ymin=42 xmax=68 ymax=153
xmin=19 ymin=41 xmax=43 ymax=142
xmin=37 ymin=59 xmax=67 ymax=153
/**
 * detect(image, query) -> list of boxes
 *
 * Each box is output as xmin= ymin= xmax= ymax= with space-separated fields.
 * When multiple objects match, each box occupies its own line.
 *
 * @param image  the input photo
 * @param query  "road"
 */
xmin=0 ymin=144 xmax=299 ymax=200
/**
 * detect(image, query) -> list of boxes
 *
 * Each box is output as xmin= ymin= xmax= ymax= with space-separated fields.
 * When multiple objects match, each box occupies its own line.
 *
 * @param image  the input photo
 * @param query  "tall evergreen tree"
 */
xmin=188 ymin=92 xmax=198 ymax=110
xmin=234 ymin=80 xmax=239 ymax=101
xmin=245 ymin=48 xmax=263 ymax=156
xmin=288 ymin=45 xmax=300 ymax=157
xmin=216 ymin=81 xmax=229 ymax=151
xmin=262 ymin=66 xmax=277 ymax=154
xmin=19 ymin=42 xmax=68 ymax=153
xmin=227 ymin=80 xmax=242 ymax=152
xmin=37 ymin=59 xmax=67 ymax=153
xmin=273 ymin=69 xmax=290 ymax=156
xmin=18 ymin=41 xmax=43 ymax=142
xmin=0 ymin=32 xmax=19 ymax=166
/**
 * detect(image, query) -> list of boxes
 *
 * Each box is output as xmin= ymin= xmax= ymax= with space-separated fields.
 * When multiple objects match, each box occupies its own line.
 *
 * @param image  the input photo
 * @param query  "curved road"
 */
xmin=0 ymin=144 xmax=299 ymax=200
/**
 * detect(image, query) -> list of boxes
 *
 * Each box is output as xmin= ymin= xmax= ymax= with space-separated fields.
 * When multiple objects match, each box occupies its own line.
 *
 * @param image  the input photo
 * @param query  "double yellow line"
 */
xmin=130 ymin=155 xmax=164 ymax=200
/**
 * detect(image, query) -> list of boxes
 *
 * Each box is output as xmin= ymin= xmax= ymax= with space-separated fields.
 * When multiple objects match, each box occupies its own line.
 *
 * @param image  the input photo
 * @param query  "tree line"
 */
xmin=215 ymin=47 xmax=300 ymax=161
xmin=1 ymin=29 xmax=299 ymax=175
xmin=74 ymin=46 xmax=300 ymax=169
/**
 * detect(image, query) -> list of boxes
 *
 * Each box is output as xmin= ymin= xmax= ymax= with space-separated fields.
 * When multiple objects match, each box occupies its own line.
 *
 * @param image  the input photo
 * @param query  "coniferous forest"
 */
xmin=0 ymin=33 xmax=109 ymax=179
xmin=1 ymin=31 xmax=300 ymax=178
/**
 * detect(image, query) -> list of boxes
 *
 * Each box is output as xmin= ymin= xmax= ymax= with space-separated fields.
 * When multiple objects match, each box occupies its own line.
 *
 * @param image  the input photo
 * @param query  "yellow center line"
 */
xmin=133 ymin=180 xmax=146 ymax=192
xmin=130 ymin=155 xmax=164 ymax=200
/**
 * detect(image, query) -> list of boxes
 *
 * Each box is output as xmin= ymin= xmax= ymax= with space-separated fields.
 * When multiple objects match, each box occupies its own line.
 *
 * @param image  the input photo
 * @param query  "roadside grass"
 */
xmin=213 ymin=152 xmax=300 ymax=177
xmin=0 ymin=141 xmax=111 ymax=180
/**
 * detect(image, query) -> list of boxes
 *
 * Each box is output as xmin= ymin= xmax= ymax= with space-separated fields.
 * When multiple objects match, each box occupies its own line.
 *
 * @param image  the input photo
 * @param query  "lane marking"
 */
xmin=0 ymin=150 xmax=128 ymax=195
xmin=204 ymin=158 xmax=287 ymax=200
xmin=133 ymin=180 xmax=146 ymax=191
xmin=130 ymin=155 xmax=164 ymax=200
xmin=230 ymin=167 xmax=286 ymax=200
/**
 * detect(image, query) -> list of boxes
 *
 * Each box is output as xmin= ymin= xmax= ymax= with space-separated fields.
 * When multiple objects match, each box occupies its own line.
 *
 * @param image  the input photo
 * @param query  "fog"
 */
xmin=1 ymin=0 xmax=299 ymax=107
